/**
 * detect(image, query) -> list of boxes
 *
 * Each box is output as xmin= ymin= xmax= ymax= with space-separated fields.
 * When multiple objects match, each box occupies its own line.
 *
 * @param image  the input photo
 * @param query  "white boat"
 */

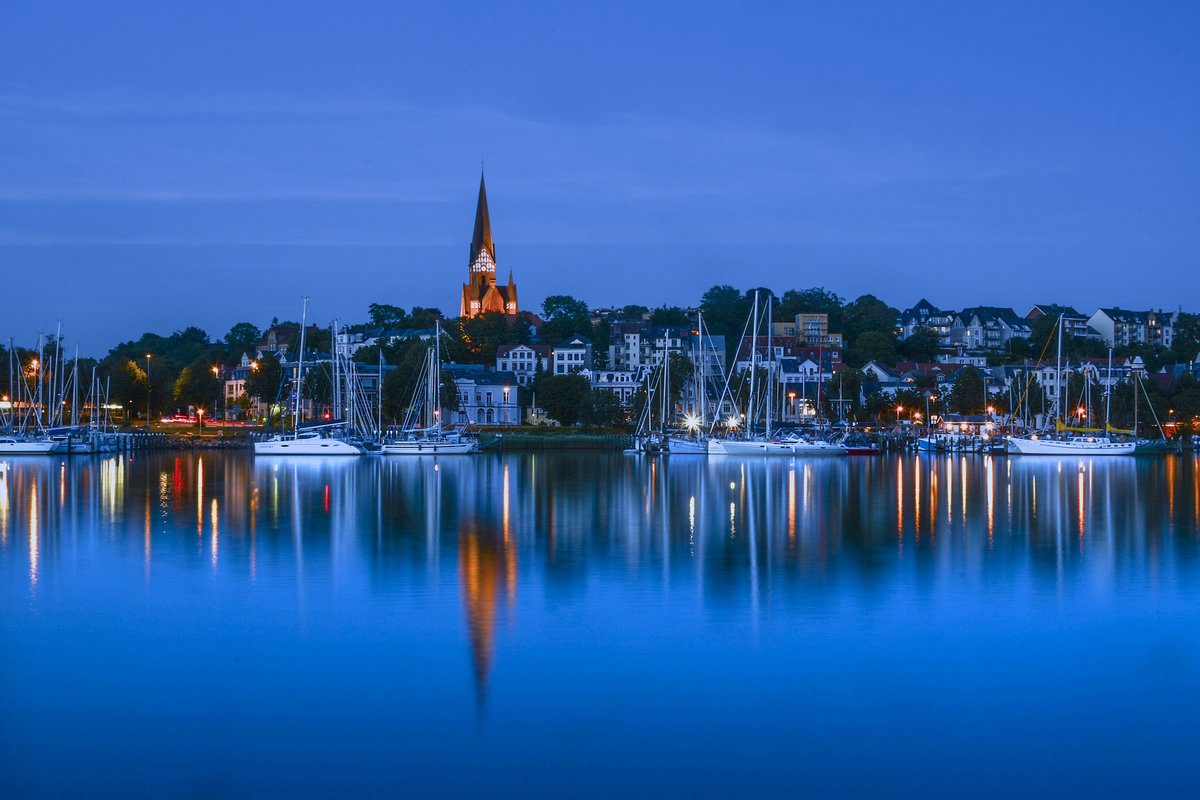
xmin=253 ymin=297 xmax=365 ymax=458
xmin=254 ymin=430 xmax=366 ymax=455
xmin=0 ymin=436 xmax=56 ymax=455
xmin=665 ymin=435 xmax=707 ymax=454
xmin=381 ymin=436 xmax=476 ymax=455
xmin=708 ymin=435 xmax=845 ymax=456
xmin=1007 ymin=435 xmax=1135 ymax=456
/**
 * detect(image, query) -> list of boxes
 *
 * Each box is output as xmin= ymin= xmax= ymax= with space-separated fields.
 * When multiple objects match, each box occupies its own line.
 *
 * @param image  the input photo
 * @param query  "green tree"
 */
xmin=850 ymin=331 xmax=896 ymax=367
xmin=947 ymin=367 xmax=986 ymax=414
xmin=899 ymin=325 xmax=939 ymax=363
xmin=540 ymin=295 xmax=592 ymax=345
xmin=591 ymin=319 xmax=612 ymax=369
xmin=536 ymin=373 xmax=590 ymax=425
xmin=779 ymin=287 xmax=844 ymax=329
xmin=580 ymin=389 xmax=627 ymax=427
xmin=245 ymin=353 xmax=285 ymax=406
xmin=223 ymin=322 xmax=261 ymax=363
xmin=1171 ymin=312 xmax=1200 ymax=363
xmin=458 ymin=311 xmax=527 ymax=364
xmin=619 ymin=304 xmax=649 ymax=319
xmin=173 ymin=363 xmax=221 ymax=412
xmin=368 ymin=303 xmax=408 ymax=329
xmin=649 ymin=305 xmax=690 ymax=327
xmin=842 ymin=294 xmax=899 ymax=343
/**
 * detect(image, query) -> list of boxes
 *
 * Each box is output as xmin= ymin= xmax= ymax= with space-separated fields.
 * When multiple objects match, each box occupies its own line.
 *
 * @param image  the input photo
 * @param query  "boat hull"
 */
xmin=254 ymin=438 xmax=365 ymax=455
xmin=382 ymin=439 xmax=477 ymax=455
xmin=665 ymin=436 xmax=707 ymax=454
xmin=1007 ymin=437 xmax=1136 ymax=456
xmin=708 ymin=438 xmax=845 ymax=455
xmin=0 ymin=439 xmax=57 ymax=454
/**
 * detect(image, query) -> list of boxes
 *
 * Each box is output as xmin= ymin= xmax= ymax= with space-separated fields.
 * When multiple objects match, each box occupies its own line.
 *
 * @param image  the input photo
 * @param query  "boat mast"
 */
xmin=765 ymin=292 xmax=773 ymax=434
xmin=1105 ymin=347 xmax=1113 ymax=433
xmin=294 ymin=296 xmax=309 ymax=433
xmin=697 ymin=309 xmax=705 ymax=430
xmin=1055 ymin=314 xmax=1064 ymax=426
xmin=748 ymin=291 xmax=758 ymax=436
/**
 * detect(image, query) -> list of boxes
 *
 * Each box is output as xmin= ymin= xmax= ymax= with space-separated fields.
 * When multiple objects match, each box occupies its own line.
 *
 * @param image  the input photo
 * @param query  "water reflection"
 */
xmin=1 ymin=452 xmax=1198 ymax=694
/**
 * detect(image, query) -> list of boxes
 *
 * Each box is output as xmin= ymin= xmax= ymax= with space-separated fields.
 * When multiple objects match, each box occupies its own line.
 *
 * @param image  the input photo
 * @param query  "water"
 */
xmin=2 ymin=451 xmax=1199 ymax=797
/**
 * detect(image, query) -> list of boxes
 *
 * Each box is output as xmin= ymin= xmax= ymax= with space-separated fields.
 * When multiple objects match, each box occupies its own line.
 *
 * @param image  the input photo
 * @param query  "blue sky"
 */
xmin=1 ymin=1 xmax=1196 ymax=353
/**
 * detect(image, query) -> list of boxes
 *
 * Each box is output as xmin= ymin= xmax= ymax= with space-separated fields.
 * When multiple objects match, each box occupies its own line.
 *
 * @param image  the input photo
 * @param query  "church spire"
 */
xmin=469 ymin=171 xmax=495 ymax=267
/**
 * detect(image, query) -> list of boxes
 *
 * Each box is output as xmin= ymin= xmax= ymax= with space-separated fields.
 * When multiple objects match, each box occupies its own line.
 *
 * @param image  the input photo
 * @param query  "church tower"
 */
xmin=461 ymin=172 xmax=518 ymax=318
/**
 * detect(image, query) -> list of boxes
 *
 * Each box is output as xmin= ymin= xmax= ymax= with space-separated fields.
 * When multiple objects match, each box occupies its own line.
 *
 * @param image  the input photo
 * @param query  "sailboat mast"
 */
xmin=766 ymin=293 xmax=773 ymax=433
xmin=72 ymin=345 xmax=79 ymax=425
xmin=697 ymin=309 xmax=705 ymax=429
xmin=294 ymin=297 xmax=309 ymax=432
xmin=1105 ymin=347 xmax=1113 ymax=432
xmin=749 ymin=291 xmax=758 ymax=434
xmin=1055 ymin=314 xmax=1064 ymax=424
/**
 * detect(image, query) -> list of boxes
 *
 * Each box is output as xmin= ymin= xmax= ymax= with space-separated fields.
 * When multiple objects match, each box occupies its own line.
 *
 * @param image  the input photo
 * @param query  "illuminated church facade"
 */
xmin=460 ymin=173 xmax=519 ymax=318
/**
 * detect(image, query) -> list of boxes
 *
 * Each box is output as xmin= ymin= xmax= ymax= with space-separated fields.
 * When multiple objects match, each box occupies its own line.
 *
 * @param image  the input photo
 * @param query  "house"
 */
xmin=897 ymin=299 xmax=954 ymax=345
xmin=496 ymin=344 xmax=550 ymax=386
xmin=1088 ymin=308 xmax=1175 ymax=349
xmin=951 ymin=306 xmax=1033 ymax=350
xmin=444 ymin=365 xmax=519 ymax=426
xmin=1025 ymin=304 xmax=1096 ymax=340
xmin=771 ymin=313 xmax=844 ymax=348
xmin=551 ymin=335 xmax=593 ymax=375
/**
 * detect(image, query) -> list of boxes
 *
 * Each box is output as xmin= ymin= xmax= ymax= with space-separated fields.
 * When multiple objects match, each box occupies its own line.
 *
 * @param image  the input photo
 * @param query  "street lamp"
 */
xmin=896 ymin=405 xmax=903 ymax=425
xmin=212 ymin=366 xmax=221 ymax=424
xmin=503 ymin=386 xmax=510 ymax=425
xmin=788 ymin=391 xmax=796 ymax=421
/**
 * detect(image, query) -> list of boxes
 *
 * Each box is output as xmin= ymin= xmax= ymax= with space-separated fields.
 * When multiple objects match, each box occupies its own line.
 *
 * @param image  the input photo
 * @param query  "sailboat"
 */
xmin=1008 ymin=319 xmax=1135 ymax=455
xmin=706 ymin=292 xmax=844 ymax=456
xmin=255 ymin=298 xmax=366 ymax=456
xmin=382 ymin=321 xmax=477 ymax=455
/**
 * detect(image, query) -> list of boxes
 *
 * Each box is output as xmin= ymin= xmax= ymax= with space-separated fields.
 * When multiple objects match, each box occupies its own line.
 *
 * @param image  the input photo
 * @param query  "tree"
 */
xmin=700 ymin=285 xmax=753 ymax=361
xmin=536 ymin=374 xmax=590 ymax=425
xmin=580 ymin=390 xmax=627 ymax=427
xmin=1171 ymin=312 xmax=1200 ymax=364
xmin=850 ymin=331 xmax=896 ymax=367
xmin=172 ymin=364 xmax=221 ymax=412
xmin=368 ymin=303 xmax=408 ymax=329
xmin=540 ymin=295 xmax=592 ymax=345
xmin=899 ymin=325 xmax=939 ymax=363
xmin=105 ymin=359 xmax=149 ymax=420
xmin=842 ymin=294 xmax=899 ymax=343
xmin=779 ymin=287 xmax=844 ymax=329
xmin=592 ymin=319 xmax=612 ymax=369
xmin=303 ymin=365 xmax=334 ymax=409
xmin=244 ymin=353 xmax=285 ymax=406
xmin=458 ymin=311 xmax=527 ymax=364
xmin=947 ymin=367 xmax=986 ymax=414
xmin=223 ymin=322 xmax=261 ymax=363
xmin=619 ymin=304 xmax=649 ymax=319
xmin=649 ymin=305 xmax=690 ymax=327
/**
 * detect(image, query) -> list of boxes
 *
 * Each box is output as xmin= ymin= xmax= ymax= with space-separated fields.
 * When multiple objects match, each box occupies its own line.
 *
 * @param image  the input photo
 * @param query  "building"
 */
xmin=772 ymin=313 xmax=844 ymax=348
xmin=460 ymin=173 xmax=518 ymax=318
xmin=897 ymin=299 xmax=954 ymax=345
xmin=551 ymin=335 xmax=593 ymax=375
xmin=951 ymin=306 xmax=1033 ymax=351
xmin=444 ymin=365 xmax=520 ymax=426
xmin=1088 ymin=308 xmax=1175 ymax=349
xmin=1025 ymin=304 xmax=1096 ymax=340
xmin=496 ymin=344 xmax=550 ymax=386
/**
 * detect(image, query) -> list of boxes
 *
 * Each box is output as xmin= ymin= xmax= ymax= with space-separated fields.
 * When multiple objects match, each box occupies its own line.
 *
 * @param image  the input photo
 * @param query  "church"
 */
xmin=460 ymin=173 xmax=519 ymax=318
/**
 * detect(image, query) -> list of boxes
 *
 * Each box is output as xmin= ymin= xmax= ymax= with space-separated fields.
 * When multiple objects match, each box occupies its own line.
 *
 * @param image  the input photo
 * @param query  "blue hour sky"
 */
xmin=1 ymin=1 xmax=1197 ymax=353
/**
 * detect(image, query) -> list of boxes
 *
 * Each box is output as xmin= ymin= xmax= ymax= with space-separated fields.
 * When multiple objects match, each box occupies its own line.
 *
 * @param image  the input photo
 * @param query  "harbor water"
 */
xmin=2 ymin=452 xmax=1199 ymax=797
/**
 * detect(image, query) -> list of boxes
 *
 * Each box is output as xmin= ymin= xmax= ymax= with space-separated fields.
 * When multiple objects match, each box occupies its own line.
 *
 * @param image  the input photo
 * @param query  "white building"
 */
xmin=496 ymin=344 xmax=550 ymax=386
